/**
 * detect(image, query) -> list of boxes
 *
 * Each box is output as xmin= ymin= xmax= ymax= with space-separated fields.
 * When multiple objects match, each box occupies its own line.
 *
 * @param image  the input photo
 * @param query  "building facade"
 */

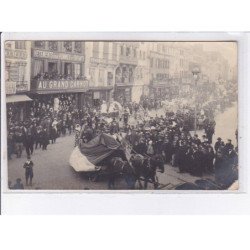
xmin=84 ymin=41 xmax=118 ymax=106
xmin=114 ymin=42 xmax=139 ymax=103
xmin=30 ymin=41 xmax=88 ymax=108
xmin=5 ymin=40 xmax=32 ymax=121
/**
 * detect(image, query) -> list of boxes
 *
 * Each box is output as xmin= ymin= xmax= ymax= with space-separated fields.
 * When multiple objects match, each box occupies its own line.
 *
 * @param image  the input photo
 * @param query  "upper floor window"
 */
xmin=74 ymin=41 xmax=82 ymax=53
xmin=133 ymin=48 xmax=137 ymax=58
xmin=112 ymin=43 xmax=117 ymax=60
xmin=34 ymin=41 xmax=45 ymax=49
xmin=120 ymin=45 xmax=124 ymax=55
xmin=93 ymin=42 xmax=99 ymax=58
xmin=15 ymin=41 xmax=26 ymax=50
xmin=103 ymin=42 xmax=109 ymax=59
xmin=126 ymin=47 xmax=131 ymax=56
xmin=63 ymin=41 xmax=72 ymax=52
xmin=48 ymin=41 xmax=58 ymax=51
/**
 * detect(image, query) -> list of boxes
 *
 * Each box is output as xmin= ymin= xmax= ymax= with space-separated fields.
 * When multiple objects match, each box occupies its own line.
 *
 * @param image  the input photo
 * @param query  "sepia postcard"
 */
xmin=1 ymin=34 xmax=239 ymax=191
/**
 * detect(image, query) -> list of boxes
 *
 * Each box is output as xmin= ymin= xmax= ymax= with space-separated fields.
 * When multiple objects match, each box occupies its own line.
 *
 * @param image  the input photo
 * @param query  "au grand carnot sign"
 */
xmin=32 ymin=79 xmax=89 ymax=94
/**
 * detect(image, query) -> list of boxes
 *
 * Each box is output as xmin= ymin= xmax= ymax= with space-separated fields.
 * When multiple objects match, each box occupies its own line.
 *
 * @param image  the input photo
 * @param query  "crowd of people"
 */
xmin=7 ymin=80 xmax=238 ymax=189
xmin=33 ymin=72 xmax=87 ymax=81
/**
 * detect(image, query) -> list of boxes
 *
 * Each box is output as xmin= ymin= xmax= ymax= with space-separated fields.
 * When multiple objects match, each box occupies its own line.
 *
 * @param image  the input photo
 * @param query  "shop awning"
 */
xmin=6 ymin=94 xmax=33 ymax=103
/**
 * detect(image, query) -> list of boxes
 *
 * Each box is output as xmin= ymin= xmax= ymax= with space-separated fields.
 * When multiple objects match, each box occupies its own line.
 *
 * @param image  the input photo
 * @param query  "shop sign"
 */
xmin=5 ymin=81 xmax=16 ymax=94
xmin=5 ymin=49 xmax=27 ymax=60
xmin=33 ymin=49 xmax=84 ymax=62
xmin=16 ymin=81 xmax=29 ymax=93
xmin=90 ymin=57 xmax=117 ymax=66
xmin=35 ymin=80 xmax=89 ymax=92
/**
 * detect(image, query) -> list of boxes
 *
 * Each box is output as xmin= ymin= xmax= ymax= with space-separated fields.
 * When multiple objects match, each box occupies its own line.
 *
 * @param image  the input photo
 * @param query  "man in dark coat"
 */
xmin=214 ymin=137 xmax=222 ymax=153
xmin=134 ymin=139 xmax=147 ymax=155
xmin=163 ymin=138 xmax=172 ymax=164
xmin=223 ymin=139 xmax=234 ymax=157
xmin=191 ymin=146 xmax=203 ymax=177
xmin=205 ymin=123 xmax=215 ymax=144
xmin=24 ymin=124 xmax=35 ymax=157
xmin=23 ymin=156 xmax=34 ymax=186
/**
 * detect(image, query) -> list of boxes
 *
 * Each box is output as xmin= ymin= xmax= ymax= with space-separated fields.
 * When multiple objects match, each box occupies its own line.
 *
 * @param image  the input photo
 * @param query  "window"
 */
xmin=34 ymin=41 xmax=45 ymax=49
xmin=74 ymin=42 xmax=82 ymax=53
xmin=48 ymin=62 xmax=58 ymax=74
xmin=64 ymin=63 xmax=73 ymax=76
xmin=33 ymin=60 xmax=44 ymax=77
xmin=150 ymin=58 xmax=154 ymax=67
xmin=126 ymin=47 xmax=130 ymax=56
xmin=120 ymin=45 xmax=124 ymax=55
xmin=134 ymin=48 xmax=137 ymax=58
xmin=63 ymin=41 xmax=72 ymax=52
xmin=89 ymin=68 xmax=96 ymax=84
xmin=103 ymin=42 xmax=109 ymax=59
xmin=112 ymin=43 xmax=117 ymax=60
xmin=107 ymin=72 xmax=113 ymax=85
xmin=74 ymin=64 xmax=81 ymax=78
xmin=98 ymin=69 xmax=104 ymax=83
xmin=93 ymin=42 xmax=99 ymax=58
xmin=15 ymin=41 xmax=26 ymax=49
xmin=143 ymin=52 xmax=145 ymax=60
xmin=48 ymin=41 xmax=58 ymax=51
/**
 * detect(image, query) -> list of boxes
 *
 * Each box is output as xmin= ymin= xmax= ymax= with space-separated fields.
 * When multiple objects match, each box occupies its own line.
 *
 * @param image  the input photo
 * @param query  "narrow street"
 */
xmin=8 ymin=103 xmax=238 ymax=190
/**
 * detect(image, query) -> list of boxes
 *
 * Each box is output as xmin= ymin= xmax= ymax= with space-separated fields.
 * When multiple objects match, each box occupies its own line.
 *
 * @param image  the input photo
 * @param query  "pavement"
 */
xmin=7 ymin=103 xmax=237 ymax=190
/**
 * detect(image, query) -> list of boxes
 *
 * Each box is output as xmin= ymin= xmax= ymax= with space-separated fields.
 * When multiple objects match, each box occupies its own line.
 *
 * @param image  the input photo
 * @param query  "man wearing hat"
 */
xmin=23 ymin=156 xmax=34 ymax=186
xmin=214 ymin=137 xmax=223 ymax=154
xmin=223 ymin=139 xmax=234 ymax=157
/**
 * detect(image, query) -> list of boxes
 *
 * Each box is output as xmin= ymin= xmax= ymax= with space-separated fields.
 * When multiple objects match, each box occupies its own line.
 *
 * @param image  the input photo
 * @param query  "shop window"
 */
xmin=74 ymin=41 xmax=82 ymax=53
xmin=15 ymin=41 xmax=26 ymax=49
xmin=48 ymin=41 xmax=58 ymax=51
xmin=74 ymin=64 xmax=81 ymax=79
xmin=63 ymin=41 xmax=72 ymax=52
xmin=93 ymin=42 xmax=99 ymax=58
xmin=33 ymin=60 xmax=44 ymax=78
xmin=18 ymin=64 xmax=26 ymax=82
xmin=34 ymin=41 xmax=45 ymax=49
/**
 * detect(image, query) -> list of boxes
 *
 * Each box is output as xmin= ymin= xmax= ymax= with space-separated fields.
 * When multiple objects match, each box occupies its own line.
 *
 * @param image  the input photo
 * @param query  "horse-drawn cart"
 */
xmin=69 ymin=133 xmax=129 ymax=182
xmin=69 ymin=133 xmax=165 ymax=189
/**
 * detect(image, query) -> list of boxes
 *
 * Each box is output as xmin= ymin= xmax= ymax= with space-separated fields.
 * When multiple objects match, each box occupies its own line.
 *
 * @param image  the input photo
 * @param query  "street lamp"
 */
xmin=192 ymin=67 xmax=200 ymax=133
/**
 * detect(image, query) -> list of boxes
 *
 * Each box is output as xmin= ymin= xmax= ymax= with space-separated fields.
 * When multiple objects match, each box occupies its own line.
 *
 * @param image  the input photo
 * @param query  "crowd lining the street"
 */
xmin=7 ymin=81 xmax=238 ymax=189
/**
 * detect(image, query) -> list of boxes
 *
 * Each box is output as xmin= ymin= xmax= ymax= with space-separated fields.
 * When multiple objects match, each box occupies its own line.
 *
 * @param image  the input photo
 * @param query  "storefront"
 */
xmin=114 ymin=83 xmax=133 ymax=104
xmin=149 ymin=80 xmax=179 ymax=100
xmin=30 ymin=79 xmax=89 ymax=109
xmin=88 ymin=86 xmax=113 ymax=107
xmin=5 ymin=41 xmax=32 ymax=122
xmin=31 ymin=49 xmax=85 ymax=79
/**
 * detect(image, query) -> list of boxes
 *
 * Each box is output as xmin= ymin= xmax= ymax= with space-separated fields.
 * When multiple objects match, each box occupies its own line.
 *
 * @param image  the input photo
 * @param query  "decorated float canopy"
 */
xmin=69 ymin=133 xmax=130 ymax=172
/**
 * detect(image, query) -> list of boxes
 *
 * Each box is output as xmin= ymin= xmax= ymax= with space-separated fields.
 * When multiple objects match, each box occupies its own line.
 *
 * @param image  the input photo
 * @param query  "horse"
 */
xmin=130 ymin=154 xmax=164 ymax=189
